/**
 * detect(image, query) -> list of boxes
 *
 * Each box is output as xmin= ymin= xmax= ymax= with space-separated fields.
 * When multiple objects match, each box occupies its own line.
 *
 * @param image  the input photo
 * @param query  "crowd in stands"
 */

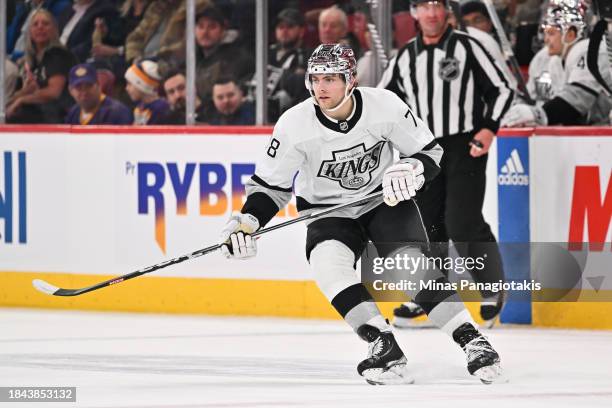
xmin=3 ymin=0 xmax=610 ymax=126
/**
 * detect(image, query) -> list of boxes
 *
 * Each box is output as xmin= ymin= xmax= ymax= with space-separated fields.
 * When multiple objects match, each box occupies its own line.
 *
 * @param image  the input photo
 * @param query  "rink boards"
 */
xmin=0 ymin=125 xmax=611 ymax=329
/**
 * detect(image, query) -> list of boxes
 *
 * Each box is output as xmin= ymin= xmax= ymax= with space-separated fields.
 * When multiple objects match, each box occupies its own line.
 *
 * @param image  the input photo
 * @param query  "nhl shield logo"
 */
xmin=339 ymin=121 xmax=349 ymax=131
xmin=317 ymin=141 xmax=385 ymax=190
xmin=438 ymin=57 xmax=460 ymax=81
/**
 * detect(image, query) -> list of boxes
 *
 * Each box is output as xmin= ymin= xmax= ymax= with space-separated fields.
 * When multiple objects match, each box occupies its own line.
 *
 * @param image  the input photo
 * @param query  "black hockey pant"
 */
xmin=415 ymin=132 xmax=505 ymax=298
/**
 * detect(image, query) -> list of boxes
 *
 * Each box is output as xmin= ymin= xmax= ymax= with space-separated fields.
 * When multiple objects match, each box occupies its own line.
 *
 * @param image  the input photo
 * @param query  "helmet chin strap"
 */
xmin=323 ymin=80 xmax=356 ymax=113
xmin=560 ymin=27 xmax=579 ymax=58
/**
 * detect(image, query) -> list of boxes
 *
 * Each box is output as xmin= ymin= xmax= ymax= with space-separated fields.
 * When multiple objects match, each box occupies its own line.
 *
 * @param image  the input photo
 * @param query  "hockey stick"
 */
xmin=481 ymin=0 xmax=535 ymax=105
xmin=587 ymin=19 xmax=612 ymax=95
xmin=364 ymin=0 xmax=389 ymax=71
xmin=32 ymin=191 xmax=384 ymax=297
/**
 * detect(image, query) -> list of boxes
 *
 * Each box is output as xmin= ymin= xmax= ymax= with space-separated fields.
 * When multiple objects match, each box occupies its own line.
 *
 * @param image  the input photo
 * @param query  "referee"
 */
xmin=378 ymin=0 xmax=514 ymax=327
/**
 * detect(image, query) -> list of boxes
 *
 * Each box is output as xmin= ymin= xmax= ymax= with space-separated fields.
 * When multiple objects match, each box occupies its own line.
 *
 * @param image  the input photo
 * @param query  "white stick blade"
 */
xmin=32 ymin=279 xmax=59 ymax=295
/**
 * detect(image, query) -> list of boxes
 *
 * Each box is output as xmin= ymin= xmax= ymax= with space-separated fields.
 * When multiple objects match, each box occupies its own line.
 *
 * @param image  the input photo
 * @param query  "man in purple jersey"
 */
xmin=65 ymin=63 xmax=132 ymax=125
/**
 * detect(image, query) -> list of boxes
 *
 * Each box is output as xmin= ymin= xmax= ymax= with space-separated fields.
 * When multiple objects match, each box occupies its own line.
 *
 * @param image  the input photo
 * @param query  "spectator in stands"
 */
xmin=194 ymin=6 xmax=254 ymax=107
xmin=318 ymin=6 xmax=361 ymax=58
xmin=7 ymin=0 xmax=71 ymax=62
xmin=6 ymin=9 xmax=77 ymax=123
xmin=56 ymin=0 xmax=120 ymax=63
xmin=156 ymin=0 xmax=212 ymax=68
xmin=457 ymin=2 xmax=517 ymax=91
xmin=124 ymin=0 xmax=181 ymax=64
xmin=206 ymin=76 xmax=255 ymax=125
xmin=268 ymin=7 xmax=310 ymax=121
xmin=7 ymin=0 xmax=17 ymax=23
xmin=124 ymin=59 xmax=170 ymax=125
xmin=124 ymin=0 xmax=211 ymax=69
xmin=510 ymin=0 xmax=542 ymax=65
xmin=118 ymin=0 xmax=152 ymax=37
xmin=317 ymin=6 xmax=347 ymax=43
xmin=89 ymin=0 xmax=153 ymax=75
xmin=161 ymin=70 xmax=206 ymax=124
xmin=461 ymin=1 xmax=495 ymax=34
xmin=65 ymin=63 xmax=133 ymax=125
xmin=4 ymin=59 xmax=19 ymax=99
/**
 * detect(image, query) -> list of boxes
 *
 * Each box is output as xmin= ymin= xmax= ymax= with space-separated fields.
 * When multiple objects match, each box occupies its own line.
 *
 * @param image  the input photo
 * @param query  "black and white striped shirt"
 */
xmin=378 ymin=26 xmax=514 ymax=138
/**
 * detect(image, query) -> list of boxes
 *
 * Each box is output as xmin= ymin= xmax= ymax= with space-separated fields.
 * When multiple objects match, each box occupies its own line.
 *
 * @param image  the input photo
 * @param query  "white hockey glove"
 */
xmin=501 ymin=104 xmax=548 ymax=127
xmin=219 ymin=212 xmax=260 ymax=260
xmin=382 ymin=159 xmax=425 ymax=207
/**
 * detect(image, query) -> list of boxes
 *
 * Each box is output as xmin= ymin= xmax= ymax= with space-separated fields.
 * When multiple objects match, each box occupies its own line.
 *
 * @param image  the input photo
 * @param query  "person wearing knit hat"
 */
xmin=125 ymin=59 xmax=170 ymax=125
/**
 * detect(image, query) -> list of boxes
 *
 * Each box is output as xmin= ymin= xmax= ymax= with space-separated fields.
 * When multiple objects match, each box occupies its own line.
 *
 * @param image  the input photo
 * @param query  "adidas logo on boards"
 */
xmin=498 ymin=149 xmax=529 ymax=186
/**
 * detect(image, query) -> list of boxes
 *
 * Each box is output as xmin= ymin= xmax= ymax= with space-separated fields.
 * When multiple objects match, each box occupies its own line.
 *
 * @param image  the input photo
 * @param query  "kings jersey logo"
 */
xmin=317 ymin=141 xmax=385 ymax=190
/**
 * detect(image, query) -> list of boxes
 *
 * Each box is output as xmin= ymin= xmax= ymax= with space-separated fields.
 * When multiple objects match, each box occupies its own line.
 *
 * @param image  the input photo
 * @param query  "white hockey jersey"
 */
xmin=242 ymin=87 xmax=443 ymax=224
xmin=526 ymin=39 xmax=611 ymax=124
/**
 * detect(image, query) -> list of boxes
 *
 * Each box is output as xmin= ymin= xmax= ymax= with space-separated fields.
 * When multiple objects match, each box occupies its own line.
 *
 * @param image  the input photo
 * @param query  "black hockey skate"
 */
xmin=453 ymin=322 xmax=503 ymax=384
xmin=356 ymin=325 xmax=413 ymax=385
xmin=392 ymin=301 xmax=433 ymax=328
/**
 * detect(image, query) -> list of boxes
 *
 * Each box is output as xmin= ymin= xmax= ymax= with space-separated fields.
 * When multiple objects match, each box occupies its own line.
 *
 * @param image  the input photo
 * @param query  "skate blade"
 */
xmin=473 ymin=362 xmax=507 ymax=384
xmin=363 ymin=364 xmax=415 ymax=385
xmin=392 ymin=316 xmax=434 ymax=329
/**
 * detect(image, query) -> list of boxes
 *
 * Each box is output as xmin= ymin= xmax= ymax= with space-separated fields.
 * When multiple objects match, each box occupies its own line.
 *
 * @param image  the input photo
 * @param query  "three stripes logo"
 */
xmin=498 ymin=149 xmax=529 ymax=186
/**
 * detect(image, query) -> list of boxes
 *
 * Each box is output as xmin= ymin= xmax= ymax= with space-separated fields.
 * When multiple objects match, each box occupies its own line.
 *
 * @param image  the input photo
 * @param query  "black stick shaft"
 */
xmin=39 ymin=192 xmax=383 ymax=296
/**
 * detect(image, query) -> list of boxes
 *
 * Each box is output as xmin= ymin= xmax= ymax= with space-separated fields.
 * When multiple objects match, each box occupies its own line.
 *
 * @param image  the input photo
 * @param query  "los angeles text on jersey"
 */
xmin=317 ymin=141 xmax=385 ymax=189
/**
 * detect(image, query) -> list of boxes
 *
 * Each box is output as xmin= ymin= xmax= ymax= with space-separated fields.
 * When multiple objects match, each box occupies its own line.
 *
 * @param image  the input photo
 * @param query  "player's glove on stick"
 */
xmin=382 ymin=159 xmax=425 ymax=206
xmin=501 ymin=104 xmax=548 ymax=127
xmin=219 ymin=212 xmax=260 ymax=260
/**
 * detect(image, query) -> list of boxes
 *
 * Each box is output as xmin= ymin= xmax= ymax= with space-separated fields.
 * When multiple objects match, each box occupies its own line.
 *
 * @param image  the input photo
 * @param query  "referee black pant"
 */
xmin=415 ymin=132 xmax=504 ymax=298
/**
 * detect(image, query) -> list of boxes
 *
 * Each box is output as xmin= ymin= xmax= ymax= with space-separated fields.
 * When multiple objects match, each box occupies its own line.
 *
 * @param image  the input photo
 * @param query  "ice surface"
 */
xmin=1 ymin=308 xmax=611 ymax=408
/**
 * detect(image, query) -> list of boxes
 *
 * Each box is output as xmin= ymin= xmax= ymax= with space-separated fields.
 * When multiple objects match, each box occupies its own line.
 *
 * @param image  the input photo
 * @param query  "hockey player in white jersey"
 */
xmin=218 ymin=43 xmax=503 ymax=385
xmin=503 ymin=0 xmax=612 ymax=126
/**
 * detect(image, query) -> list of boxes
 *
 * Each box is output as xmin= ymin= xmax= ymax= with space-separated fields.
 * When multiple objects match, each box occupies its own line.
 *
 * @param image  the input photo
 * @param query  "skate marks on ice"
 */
xmin=3 ymin=311 xmax=612 ymax=407
xmin=0 ymin=353 xmax=362 ymax=385
xmin=0 ymin=352 xmax=484 ymax=387
xmin=0 ymin=328 xmax=350 ymax=344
